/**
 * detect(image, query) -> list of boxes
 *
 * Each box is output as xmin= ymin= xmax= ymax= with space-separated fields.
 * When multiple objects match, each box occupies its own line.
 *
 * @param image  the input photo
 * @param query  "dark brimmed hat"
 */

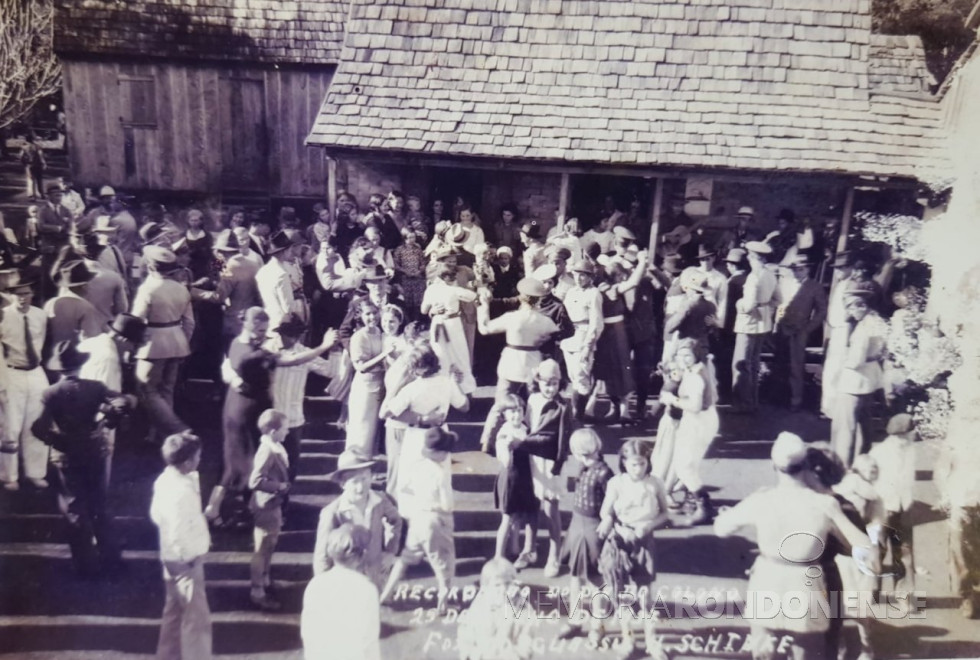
xmin=327 ymin=450 xmax=383 ymax=483
xmin=274 ymin=314 xmax=307 ymax=337
xmin=45 ymin=183 xmax=64 ymax=195
xmin=1 ymin=269 xmax=35 ymax=293
xmin=788 ymin=255 xmax=812 ymax=269
xmin=266 ymin=231 xmax=293 ymax=256
xmin=56 ymin=261 xmax=95 ymax=288
xmin=47 ymin=339 xmax=89 ymax=372
xmin=363 ymin=264 xmax=389 ymax=281
xmin=697 ymin=244 xmax=716 ymax=259
xmin=139 ymin=222 xmax=167 ymax=245
xmin=568 ymin=258 xmax=595 ymax=275
xmin=843 ymin=281 xmax=878 ymax=302
xmin=517 ymin=277 xmax=547 ymax=297
xmin=109 ymin=313 xmax=147 ymax=345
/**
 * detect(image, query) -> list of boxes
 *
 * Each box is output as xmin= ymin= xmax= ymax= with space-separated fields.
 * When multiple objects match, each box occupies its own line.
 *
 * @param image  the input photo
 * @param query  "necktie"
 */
xmin=24 ymin=314 xmax=39 ymax=370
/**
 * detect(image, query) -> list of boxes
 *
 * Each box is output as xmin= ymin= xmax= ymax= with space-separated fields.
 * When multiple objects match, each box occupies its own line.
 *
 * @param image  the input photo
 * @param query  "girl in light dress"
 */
xmin=595 ymin=439 xmax=670 ymax=660
xmin=346 ymin=301 xmax=390 ymax=456
xmin=658 ymin=337 xmax=720 ymax=525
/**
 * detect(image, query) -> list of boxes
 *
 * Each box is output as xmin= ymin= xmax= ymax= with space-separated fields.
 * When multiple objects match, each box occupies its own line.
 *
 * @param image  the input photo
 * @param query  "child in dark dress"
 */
xmin=492 ymin=394 xmax=535 ymax=563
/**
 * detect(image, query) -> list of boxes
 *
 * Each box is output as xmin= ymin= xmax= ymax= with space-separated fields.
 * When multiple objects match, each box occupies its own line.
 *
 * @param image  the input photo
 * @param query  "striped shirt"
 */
xmin=265 ymin=338 xmax=335 ymax=428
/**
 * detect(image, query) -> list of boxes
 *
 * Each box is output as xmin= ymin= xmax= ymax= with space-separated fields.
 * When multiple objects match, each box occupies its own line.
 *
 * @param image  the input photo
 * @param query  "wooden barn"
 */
xmin=53 ymin=0 xmax=347 ymax=203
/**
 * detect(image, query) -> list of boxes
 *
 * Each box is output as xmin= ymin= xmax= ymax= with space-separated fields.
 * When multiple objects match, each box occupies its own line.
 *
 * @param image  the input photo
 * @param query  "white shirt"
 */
xmin=868 ymin=436 xmax=916 ymax=512
xmin=302 ymin=566 xmax=381 ymax=660
xmin=149 ymin=467 xmax=210 ymax=563
xmin=265 ymin=338 xmax=334 ymax=428
xmin=398 ymin=455 xmax=453 ymax=518
xmin=78 ymin=333 xmax=123 ymax=391
xmin=256 ymin=257 xmax=295 ymax=330
xmin=0 ymin=305 xmax=46 ymax=370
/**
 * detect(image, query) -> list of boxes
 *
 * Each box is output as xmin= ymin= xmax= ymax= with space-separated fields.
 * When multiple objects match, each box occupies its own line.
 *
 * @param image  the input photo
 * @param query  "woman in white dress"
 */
xmin=346 ymin=301 xmax=389 ymax=455
xmin=421 ymin=262 xmax=478 ymax=394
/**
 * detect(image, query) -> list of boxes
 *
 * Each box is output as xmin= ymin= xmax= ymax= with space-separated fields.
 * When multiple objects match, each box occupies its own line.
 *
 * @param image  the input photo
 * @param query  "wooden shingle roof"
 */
xmin=869 ymin=34 xmax=937 ymax=95
xmin=307 ymin=0 xmax=947 ymax=178
xmin=54 ymin=0 xmax=350 ymax=65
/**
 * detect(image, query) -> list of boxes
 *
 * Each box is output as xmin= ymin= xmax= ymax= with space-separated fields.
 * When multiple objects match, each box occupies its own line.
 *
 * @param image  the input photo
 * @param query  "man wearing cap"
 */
xmin=193 ymin=231 xmax=262 ymax=349
xmin=719 ymin=206 xmax=762 ymax=254
xmin=561 ymin=259 xmax=605 ymax=420
xmin=338 ymin=265 xmax=405 ymax=349
xmin=476 ymin=277 xmax=560 ymax=451
xmin=830 ymin=283 xmax=887 ymax=466
xmin=0 ymin=275 xmax=49 ymax=490
xmin=43 ymin=260 xmax=103 ymax=353
xmin=774 ymin=256 xmax=828 ymax=411
xmin=625 ymin=259 xmax=670 ymax=421
xmin=663 ymin=268 xmax=716 ymax=366
xmin=693 ymin=244 xmax=729 ymax=324
xmin=530 ymin=264 xmax=573 ymax=362
xmin=91 ymin=215 xmax=128 ymax=281
xmin=131 ymin=246 xmax=195 ymax=439
xmin=85 ymin=187 xmax=139 ymax=268
xmin=821 ymin=255 xmax=883 ymax=417
xmin=33 ymin=339 xmax=135 ymax=575
xmin=256 ymin=231 xmax=305 ymax=332
xmin=731 ymin=241 xmax=778 ymax=413
xmin=37 ymin=184 xmax=74 ymax=299
xmin=544 ymin=245 xmax=574 ymax=301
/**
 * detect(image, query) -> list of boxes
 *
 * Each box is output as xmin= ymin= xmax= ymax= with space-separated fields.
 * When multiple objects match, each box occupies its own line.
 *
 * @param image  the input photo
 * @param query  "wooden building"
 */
xmin=306 ymin=0 xmax=948 ymax=251
xmin=53 ymin=0 xmax=347 ymax=202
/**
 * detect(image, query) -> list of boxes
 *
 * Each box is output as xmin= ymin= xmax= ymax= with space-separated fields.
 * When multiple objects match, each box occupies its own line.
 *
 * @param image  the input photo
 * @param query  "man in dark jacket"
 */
xmin=775 ymin=256 xmax=828 ymax=411
xmin=32 ymin=340 xmax=135 ymax=576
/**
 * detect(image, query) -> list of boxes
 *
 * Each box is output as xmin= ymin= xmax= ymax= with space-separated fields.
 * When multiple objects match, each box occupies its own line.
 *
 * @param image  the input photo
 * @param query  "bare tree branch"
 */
xmin=0 ymin=0 xmax=62 ymax=130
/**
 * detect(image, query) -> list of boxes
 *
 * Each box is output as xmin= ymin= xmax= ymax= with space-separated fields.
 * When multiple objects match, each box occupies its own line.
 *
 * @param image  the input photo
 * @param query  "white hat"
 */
xmin=737 ymin=206 xmax=755 ymax=216
xmin=496 ymin=246 xmax=514 ymax=258
xmin=770 ymin=432 xmax=808 ymax=472
xmin=98 ymin=185 xmax=116 ymax=197
xmin=532 ymin=264 xmax=558 ymax=282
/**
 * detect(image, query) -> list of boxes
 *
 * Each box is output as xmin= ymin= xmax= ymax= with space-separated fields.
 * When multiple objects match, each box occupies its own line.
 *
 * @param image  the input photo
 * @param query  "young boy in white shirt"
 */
xmin=149 ymin=431 xmax=212 ymax=660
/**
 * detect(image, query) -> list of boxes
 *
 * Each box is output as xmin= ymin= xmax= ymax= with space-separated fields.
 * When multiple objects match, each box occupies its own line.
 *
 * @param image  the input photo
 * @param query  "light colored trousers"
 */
xmin=137 ymin=358 xmax=188 ymax=438
xmin=157 ymin=558 xmax=212 ymax=660
xmin=1 ymin=368 xmax=50 ymax=483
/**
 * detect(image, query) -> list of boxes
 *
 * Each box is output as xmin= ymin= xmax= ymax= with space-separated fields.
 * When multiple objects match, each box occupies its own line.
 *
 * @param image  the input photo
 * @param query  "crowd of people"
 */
xmin=0 ymin=179 xmax=975 ymax=660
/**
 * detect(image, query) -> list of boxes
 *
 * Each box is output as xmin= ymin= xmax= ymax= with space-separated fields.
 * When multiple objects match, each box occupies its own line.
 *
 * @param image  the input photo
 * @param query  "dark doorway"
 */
xmin=428 ymin=167 xmax=483 ymax=222
xmin=220 ymin=77 xmax=268 ymax=190
xmin=570 ymin=174 xmax=656 ymax=245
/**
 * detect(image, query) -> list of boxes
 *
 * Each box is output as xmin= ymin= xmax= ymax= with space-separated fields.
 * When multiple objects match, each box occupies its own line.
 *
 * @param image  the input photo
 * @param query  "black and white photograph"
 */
xmin=1 ymin=0 xmax=979 ymax=658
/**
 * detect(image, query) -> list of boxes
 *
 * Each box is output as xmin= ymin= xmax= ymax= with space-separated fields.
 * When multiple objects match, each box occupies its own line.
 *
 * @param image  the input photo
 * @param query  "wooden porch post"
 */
xmin=557 ymin=171 xmax=570 ymax=231
xmin=327 ymin=155 xmax=337 ymax=221
xmin=648 ymin=178 xmax=664 ymax=255
xmin=836 ymin=186 xmax=855 ymax=255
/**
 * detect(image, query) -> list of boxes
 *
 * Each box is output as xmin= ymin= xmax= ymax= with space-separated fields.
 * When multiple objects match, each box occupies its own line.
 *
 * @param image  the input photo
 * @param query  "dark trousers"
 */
xmin=881 ymin=508 xmax=915 ymax=593
xmin=713 ymin=331 xmax=736 ymax=403
xmin=773 ymin=330 xmax=809 ymax=408
xmin=54 ymin=454 xmax=118 ymax=574
xmin=631 ymin=338 xmax=659 ymax=413
xmin=284 ymin=426 xmax=301 ymax=482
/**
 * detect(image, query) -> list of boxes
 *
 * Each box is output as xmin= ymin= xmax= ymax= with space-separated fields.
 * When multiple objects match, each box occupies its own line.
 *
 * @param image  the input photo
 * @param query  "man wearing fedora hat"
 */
xmin=84 ymin=186 xmax=139 ymax=267
xmin=43 ymin=260 xmax=103 ymax=353
xmin=132 ymin=246 xmax=194 ymax=440
xmin=72 ymin=232 xmax=129 ymax=328
xmin=731 ymin=241 xmax=778 ymax=413
xmin=530 ymin=264 xmax=574 ymax=362
xmin=774 ymin=256 xmax=828 ymax=411
xmin=337 ymin=264 xmax=405 ymax=349
xmin=256 ymin=230 xmax=305 ymax=332
xmin=32 ymin=339 xmax=136 ymax=575
xmin=561 ymin=258 xmax=604 ymax=420
xmin=0 ymin=274 xmax=50 ymax=490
